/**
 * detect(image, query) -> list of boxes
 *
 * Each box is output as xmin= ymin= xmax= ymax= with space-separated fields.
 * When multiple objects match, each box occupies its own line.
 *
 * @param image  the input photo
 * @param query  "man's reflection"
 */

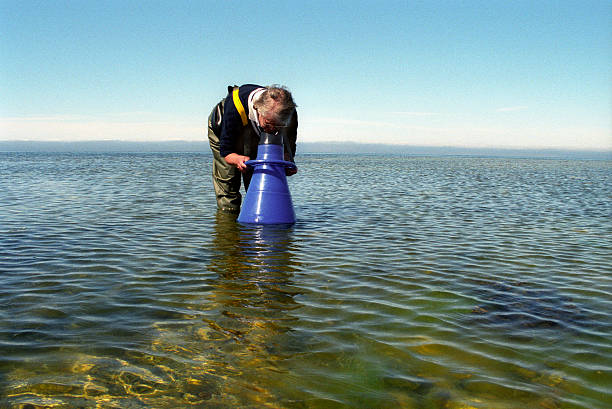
xmin=205 ymin=212 xmax=303 ymax=403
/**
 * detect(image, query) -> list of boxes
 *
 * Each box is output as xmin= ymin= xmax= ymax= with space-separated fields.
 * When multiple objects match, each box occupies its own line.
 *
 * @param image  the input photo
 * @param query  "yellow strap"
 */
xmin=232 ymin=87 xmax=248 ymax=126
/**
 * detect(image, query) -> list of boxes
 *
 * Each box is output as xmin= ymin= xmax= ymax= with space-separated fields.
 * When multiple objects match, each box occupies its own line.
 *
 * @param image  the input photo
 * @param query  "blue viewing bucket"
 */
xmin=237 ymin=138 xmax=297 ymax=225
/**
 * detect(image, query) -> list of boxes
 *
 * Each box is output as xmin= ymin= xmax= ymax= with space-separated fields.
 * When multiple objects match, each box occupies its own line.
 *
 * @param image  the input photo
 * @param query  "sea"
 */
xmin=0 ymin=151 xmax=611 ymax=408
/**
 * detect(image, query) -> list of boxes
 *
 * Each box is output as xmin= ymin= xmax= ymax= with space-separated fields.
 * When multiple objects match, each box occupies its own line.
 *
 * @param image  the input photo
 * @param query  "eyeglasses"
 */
xmin=258 ymin=111 xmax=288 ymax=130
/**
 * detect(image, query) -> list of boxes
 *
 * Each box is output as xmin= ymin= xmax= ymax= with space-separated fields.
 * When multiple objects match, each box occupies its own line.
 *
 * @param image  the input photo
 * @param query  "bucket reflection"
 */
xmin=205 ymin=212 xmax=303 ymax=405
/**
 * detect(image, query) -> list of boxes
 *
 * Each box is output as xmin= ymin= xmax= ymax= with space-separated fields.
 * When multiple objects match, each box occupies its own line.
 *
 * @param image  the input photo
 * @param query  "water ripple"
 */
xmin=1 ymin=153 xmax=610 ymax=408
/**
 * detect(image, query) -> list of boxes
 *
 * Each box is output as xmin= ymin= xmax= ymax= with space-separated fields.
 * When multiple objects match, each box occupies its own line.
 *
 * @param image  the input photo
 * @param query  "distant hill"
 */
xmin=0 ymin=140 xmax=208 ymax=153
xmin=1 ymin=140 xmax=610 ymax=160
xmin=298 ymin=142 xmax=612 ymax=160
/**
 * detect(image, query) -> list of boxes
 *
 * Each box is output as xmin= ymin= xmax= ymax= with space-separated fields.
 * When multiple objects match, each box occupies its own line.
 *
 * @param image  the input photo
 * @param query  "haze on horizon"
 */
xmin=1 ymin=1 xmax=610 ymax=151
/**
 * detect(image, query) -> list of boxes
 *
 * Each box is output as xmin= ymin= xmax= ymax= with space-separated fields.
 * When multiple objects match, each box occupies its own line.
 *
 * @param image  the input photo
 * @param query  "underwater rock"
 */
xmin=468 ymin=280 xmax=594 ymax=332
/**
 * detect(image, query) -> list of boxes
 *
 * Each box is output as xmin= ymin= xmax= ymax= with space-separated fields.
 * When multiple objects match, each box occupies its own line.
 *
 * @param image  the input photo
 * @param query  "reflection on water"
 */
xmin=1 ymin=202 xmax=303 ymax=407
xmin=1 ymin=153 xmax=611 ymax=408
xmin=203 ymin=212 xmax=303 ymax=407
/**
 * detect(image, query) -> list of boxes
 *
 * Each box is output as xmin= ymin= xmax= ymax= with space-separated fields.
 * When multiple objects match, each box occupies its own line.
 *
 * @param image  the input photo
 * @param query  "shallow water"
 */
xmin=1 ymin=152 xmax=611 ymax=408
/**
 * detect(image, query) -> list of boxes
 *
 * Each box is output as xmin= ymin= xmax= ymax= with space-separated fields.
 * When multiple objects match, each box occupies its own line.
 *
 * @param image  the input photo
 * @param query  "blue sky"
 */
xmin=1 ymin=0 xmax=610 ymax=149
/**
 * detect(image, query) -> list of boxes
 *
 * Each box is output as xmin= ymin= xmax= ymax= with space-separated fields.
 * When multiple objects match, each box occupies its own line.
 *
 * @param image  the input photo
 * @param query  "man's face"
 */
xmin=258 ymin=111 xmax=281 ymax=133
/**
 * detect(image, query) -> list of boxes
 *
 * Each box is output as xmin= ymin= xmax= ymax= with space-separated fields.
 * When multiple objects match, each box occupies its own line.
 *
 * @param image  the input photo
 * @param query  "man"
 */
xmin=208 ymin=84 xmax=298 ymax=213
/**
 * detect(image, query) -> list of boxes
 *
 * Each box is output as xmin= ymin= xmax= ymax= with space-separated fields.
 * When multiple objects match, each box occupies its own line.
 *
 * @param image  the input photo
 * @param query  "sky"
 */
xmin=1 ymin=0 xmax=611 ymax=150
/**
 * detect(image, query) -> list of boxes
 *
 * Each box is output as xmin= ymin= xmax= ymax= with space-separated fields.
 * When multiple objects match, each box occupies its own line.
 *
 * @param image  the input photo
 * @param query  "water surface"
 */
xmin=1 ymin=152 xmax=611 ymax=408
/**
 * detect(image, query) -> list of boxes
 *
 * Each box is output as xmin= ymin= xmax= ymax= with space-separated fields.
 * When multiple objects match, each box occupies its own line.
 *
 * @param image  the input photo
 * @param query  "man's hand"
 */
xmin=224 ymin=153 xmax=250 ymax=172
xmin=284 ymin=153 xmax=297 ymax=176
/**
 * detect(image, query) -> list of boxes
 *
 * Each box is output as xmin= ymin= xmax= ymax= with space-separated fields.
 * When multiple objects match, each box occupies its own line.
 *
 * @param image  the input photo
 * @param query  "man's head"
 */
xmin=254 ymin=85 xmax=296 ymax=133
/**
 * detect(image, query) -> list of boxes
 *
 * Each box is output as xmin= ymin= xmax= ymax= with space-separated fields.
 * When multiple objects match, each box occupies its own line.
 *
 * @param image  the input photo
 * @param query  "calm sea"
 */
xmin=1 ymin=152 xmax=610 ymax=409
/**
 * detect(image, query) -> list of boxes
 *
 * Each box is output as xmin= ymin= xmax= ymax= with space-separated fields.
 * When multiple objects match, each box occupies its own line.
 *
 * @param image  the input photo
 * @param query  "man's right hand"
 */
xmin=224 ymin=153 xmax=250 ymax=172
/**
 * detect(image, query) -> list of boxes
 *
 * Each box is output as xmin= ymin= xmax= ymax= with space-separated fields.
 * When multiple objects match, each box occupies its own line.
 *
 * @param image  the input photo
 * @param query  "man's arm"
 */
xmin=219 ymin=94 xmax=244 ymax=158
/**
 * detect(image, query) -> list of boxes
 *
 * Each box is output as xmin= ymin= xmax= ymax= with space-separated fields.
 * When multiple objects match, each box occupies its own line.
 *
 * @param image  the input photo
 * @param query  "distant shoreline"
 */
xmin=1 ymin=140 xmax=610 ymax=160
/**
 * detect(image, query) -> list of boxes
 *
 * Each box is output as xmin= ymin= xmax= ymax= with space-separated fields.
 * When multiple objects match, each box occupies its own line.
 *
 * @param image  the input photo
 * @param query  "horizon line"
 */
xmin=1 ymin=140 xmax=611 ymax=161
xmin=0 ymin=139 xmax=610 ymax=153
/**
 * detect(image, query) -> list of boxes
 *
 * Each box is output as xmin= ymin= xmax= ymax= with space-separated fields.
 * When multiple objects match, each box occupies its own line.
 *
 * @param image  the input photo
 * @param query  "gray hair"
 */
xmin=253 ymin=85 xmax=297 ymax=125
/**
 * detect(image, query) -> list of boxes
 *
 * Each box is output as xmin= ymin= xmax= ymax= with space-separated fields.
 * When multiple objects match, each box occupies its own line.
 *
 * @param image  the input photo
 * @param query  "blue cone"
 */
xmin=237 ymin=133 xmax=296 ymax=225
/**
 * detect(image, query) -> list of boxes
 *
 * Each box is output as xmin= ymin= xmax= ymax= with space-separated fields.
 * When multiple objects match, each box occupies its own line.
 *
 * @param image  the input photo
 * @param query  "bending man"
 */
xmin=207 ymin=84 xmax=298 ymax=213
